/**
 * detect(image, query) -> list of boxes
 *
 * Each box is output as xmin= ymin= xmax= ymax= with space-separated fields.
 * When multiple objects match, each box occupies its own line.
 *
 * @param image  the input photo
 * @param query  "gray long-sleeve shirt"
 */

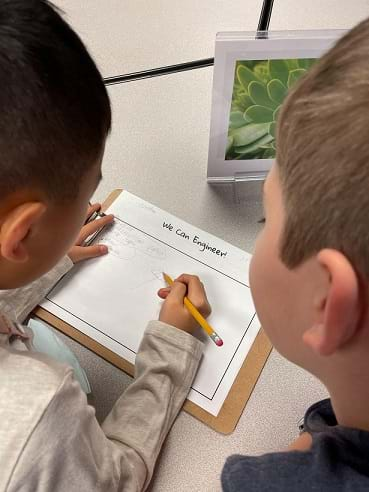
xmin=222 ymin=399 xmax=369 ymax=491
xmin=0 ymin=257 xmax=203 ymax=491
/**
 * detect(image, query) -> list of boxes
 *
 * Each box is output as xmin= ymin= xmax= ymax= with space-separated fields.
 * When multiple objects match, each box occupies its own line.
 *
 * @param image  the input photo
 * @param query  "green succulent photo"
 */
xmin=226 ymin=58 xmax=316 ymax=160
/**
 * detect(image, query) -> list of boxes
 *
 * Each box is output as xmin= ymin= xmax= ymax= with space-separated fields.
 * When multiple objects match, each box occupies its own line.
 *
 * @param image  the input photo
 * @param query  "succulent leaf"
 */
xmin=232 ymin=93 xmax=254 ymax=113
xmin=298 ymin=58 xmax=315 ymax=70
xmin=248 ymin=81 xmax=277 ymax=109
xmin=267 ymin=79 xmax=287 ymax=105
xmin=253 ymin=64 xmax=270 ymax=84
xmin=244 ymin=105 xmax=274 ymax=123
xmin=269 ymin=121 xmax=276 ymax=138
xmin=260 ymin=143 xmax=274 ymax=149
xmin=229 ymin=111 xmax=247 ymax=129
xmin=287 ymin=68 xmax=307 ymax=88
xmin=286 ymin=59 xmax=299 ymax=70
xmin=231 ymin=122 xmax=270 ymax=147
xmin=226 ymin=136 xmax=234 ymax=154
xmin=238 ymin=94 xmax=254 ymax=111
xmin=268 ymin=59 xmax=289 ymax=86
xmin=237 ymin=65 xmax=261 ymax=91
xmin=273 ymin=106 xmax=281 ymax=121
xmin=234 ymin=134 xmax=274 ymax=155
xmin=262 ymin=148 xmax=276 ymax=158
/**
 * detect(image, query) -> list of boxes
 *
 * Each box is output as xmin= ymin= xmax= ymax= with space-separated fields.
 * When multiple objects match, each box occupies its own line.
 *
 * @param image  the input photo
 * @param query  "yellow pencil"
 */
xmin=163 ymin=272 xmax=223 ymax=347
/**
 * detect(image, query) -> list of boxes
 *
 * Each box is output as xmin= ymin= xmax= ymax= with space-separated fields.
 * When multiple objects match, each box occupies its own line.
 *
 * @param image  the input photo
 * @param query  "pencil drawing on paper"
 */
xmin=97 ymin=222 xmax=167 ymax=290
xmin=98 ymin=221 xmax=166 ymax=261
xmin=137 ymin=202 xmax=158 ymax=215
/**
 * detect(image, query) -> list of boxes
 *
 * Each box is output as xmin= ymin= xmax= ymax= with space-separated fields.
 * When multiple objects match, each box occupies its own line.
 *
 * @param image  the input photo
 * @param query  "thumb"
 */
xmin=166 ymin=281 xmax=187 ymax=302
xmin=157 ymin=287 xmax=171 ymax=299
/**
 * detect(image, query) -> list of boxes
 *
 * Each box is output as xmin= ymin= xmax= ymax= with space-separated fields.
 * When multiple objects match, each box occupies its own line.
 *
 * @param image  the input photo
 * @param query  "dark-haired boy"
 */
xmin=0 ymin=1 xmax=208 ymax=490
xmin=222 ymin=17 xmax=369 ymax=491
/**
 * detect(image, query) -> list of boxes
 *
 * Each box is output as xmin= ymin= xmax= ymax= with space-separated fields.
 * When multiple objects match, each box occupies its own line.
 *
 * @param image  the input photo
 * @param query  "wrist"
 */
xmin=147 ymin=320 xmax=203 ymax=352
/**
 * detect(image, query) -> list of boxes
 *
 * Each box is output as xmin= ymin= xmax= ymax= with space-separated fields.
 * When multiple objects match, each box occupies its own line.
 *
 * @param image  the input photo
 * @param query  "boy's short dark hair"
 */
xmin=0 ymin=0 xmax=111 ymax=202
xmin=277 ymin=19 xmax=369 ymax=278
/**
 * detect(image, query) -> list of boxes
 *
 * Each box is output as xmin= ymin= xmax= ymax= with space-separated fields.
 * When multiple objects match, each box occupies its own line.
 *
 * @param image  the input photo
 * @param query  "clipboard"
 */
xmin=34 ymin=189 xmax=272 ymax=434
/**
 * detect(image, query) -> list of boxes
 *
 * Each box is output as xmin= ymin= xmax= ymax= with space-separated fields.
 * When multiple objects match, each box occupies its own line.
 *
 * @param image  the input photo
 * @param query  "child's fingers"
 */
xmin=69 ymin=244 xmax=108 ymax=263
xmin=175 ymin=274 xmax=211 ymax=317
xmin=158 ymin=277 xmax=207 ymax=334
xmin=165 ymin=281 xmax=187 ymax=304
xmin=81 ymin=244 xmax=108 ymax=259
xmin=77 ymin=214 xmax=114 ymax=243
xmin=85 ymin=202 xmax=101 ymax=220
xmin=157 ymin=287 xmax=171 ymax=299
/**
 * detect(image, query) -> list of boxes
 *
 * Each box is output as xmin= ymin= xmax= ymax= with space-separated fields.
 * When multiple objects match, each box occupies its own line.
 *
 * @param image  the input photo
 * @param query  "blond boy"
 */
xmin=222 ymin=17 xmax=369 ymax=491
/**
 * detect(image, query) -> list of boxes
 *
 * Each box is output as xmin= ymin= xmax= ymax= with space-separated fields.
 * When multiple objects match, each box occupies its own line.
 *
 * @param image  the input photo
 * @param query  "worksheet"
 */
xmin=41 ymin=191 xmax=260 ymax=416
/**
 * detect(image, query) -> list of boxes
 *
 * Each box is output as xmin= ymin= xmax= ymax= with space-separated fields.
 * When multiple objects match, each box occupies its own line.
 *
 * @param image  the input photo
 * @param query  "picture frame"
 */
xmin=207 ymin=30 xmax=345 ymax=183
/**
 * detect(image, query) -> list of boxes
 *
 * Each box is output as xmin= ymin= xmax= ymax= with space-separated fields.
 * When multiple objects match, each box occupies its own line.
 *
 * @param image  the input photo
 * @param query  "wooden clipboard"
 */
xmin=34 ymin=190 xmax=272 ymax=434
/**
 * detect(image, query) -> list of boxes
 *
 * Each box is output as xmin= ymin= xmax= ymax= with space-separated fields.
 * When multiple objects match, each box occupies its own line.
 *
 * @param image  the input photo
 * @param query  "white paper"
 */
xmin=41 ymin=192 xmax=259 ymax=416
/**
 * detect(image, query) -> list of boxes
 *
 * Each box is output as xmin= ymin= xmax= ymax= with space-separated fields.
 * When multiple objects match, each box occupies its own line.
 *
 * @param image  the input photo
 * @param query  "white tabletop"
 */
xmin=44 ymin=1 xmax=369 ymax=490
xmin=270 ymin=0 xmax=369 ymax=30
xmin=53 ymin=0 xmax=263 ymax=77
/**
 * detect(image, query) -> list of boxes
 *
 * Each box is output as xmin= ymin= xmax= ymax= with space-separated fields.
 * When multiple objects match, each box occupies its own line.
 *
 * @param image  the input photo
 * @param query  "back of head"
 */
xmin=0 ymin=0 xmax=111 ymax=202
xmin=277 ymin=19 xmax=369 ymax=278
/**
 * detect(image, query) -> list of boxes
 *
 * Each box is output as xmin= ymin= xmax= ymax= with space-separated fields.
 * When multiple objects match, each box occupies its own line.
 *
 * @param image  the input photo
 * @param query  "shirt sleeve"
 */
xmin=8 ymin=321 xmax=203 ymax=492
xmin=221 ymin=451 xmax=313 ymax=492
xmin=0 ymin=255 xmax=73 ymax=323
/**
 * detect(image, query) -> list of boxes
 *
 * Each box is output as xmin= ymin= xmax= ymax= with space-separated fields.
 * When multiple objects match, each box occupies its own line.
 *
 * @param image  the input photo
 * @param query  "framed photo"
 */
xmin=207 ymin=30 xmax=345 ymax=183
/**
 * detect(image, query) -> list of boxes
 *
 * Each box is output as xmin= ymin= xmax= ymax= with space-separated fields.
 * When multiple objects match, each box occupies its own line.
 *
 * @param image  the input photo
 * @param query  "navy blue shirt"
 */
xmin=222 ymin=399 xmax=369 ymax=491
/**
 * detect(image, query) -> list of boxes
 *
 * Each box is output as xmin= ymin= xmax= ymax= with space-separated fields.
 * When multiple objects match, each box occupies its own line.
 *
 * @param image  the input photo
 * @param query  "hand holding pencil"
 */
xmin=158 ymin=273 xmax=223 ymax=346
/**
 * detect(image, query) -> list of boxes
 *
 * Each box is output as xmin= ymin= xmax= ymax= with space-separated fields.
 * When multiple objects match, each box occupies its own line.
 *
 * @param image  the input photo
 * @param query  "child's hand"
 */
xmin=157 ymin=274 xmax=211 ymax=334
xmin=68 ymin=203 xmax=114 ymax=264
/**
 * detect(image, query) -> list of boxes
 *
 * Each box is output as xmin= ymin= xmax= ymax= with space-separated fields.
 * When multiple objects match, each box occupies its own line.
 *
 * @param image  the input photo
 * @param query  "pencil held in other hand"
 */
xmin=162 ymin=272 xmax=224 ymax=347
xmin=68 ymin=204 xmax=114 ymax=264
xmin=83 ymin=203 xmax=113 ymax=246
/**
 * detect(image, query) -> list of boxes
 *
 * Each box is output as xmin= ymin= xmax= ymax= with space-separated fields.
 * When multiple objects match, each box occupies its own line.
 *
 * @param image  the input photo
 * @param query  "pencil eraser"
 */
xmin=216 ymin=339 xmax=223 ymax=347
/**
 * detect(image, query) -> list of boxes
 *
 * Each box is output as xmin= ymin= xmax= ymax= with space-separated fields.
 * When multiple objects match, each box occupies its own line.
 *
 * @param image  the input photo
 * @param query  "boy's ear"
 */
xmin=0 ymin=202 xmax=46 ymax=263
xmin=303 ymin=249 xmax=361 ymax=356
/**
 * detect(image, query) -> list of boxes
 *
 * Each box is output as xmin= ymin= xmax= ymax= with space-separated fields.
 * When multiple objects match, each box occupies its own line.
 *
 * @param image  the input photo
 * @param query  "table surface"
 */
xmin=49 ymin=2 xmax=368 ymax=490
xmin=54 ymin=0 xmax=263 ymax=76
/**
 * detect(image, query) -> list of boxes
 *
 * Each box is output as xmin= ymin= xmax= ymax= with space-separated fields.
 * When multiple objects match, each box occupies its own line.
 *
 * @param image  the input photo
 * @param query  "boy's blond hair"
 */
xmin=277 ymin=18 xmax=369 ymax=277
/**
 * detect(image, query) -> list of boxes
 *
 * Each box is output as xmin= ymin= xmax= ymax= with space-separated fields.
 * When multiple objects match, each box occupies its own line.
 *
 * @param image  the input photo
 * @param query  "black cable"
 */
xmin=257 ymin=0 xmax=275 ymax=32
xmin=104 ymin=58 xmax=214 ymax=86
xmin=103 ymin=1 xmax=275 ymax=85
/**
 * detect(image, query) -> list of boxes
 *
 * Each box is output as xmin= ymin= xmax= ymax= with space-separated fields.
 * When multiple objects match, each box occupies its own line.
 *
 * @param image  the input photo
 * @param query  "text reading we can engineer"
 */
xmin=162 ymin=222 xmax=228 ymax=258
